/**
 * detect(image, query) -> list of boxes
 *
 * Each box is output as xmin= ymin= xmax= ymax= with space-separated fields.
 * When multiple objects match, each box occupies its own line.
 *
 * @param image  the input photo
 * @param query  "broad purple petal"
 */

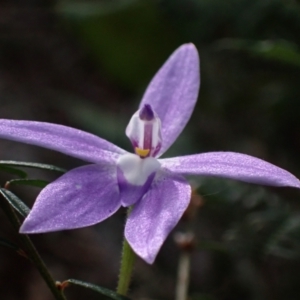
xmin=125 ymin=171 xmax=191 ymax=264
xmin=0 ymin=120 xmax=126 ymax=164
xmin=20 ymin=164 xmax=121 ymax=233
xmin=160 ymin=152 xmax=300 ymax=188
xmin=139 ymin=44 xmax=200 ymax=156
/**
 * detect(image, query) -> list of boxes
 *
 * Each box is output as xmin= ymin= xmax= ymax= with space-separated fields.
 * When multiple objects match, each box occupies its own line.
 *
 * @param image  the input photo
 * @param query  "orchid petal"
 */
xmin=161 ymin=152 xmax=300 ymax=188
xmin=139 ymin=44 xmax=200 ymax=156
xmin=125 ymin=171 xmax=191 ymax=264
xmin=20 ymin=164 xmax=121 ymax=233
xmin=0 ymin=120 xmax=126 ymax=164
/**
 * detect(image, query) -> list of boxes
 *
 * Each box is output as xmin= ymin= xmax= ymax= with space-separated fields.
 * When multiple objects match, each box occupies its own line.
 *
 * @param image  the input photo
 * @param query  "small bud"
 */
xmin=56 ymin=281 xmax=69 ymax=291
xmin=17 ymin=249 xmax=28 ymax=259
xmin=174 ymin=232 xmax=195 ymax=252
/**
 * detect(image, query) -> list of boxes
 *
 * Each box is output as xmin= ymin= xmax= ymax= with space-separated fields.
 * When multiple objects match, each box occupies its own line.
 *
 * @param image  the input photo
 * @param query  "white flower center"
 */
xmin=117 ymin=153 xmax=160 ymax=186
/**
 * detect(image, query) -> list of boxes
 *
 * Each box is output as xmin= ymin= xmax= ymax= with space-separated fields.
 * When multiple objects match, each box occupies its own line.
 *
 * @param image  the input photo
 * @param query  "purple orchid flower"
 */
xmin=0 ymin=44 xmax=299 ymax=264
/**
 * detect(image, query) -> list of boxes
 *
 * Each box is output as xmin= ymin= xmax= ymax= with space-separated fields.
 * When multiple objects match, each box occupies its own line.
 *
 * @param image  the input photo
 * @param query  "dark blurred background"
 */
xmin=1 ymin=0 xmax=300 ymax=299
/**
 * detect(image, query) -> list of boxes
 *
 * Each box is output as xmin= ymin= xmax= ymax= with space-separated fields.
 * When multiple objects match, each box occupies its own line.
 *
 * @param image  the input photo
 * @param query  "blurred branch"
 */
xmin=175 ymin=251 xmax=190 ymax=300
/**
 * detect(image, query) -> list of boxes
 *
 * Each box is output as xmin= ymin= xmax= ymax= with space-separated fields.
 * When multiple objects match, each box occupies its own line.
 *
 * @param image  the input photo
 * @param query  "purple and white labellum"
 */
xmin=117 ymin=153 xmax=160 ymax=206
xmin=117 ymin=104 xmax=162 ymax=206
xmin=126 ymin=104 xmax=162 ymax=158
xmin=117 ymin=153 xmax=160 ymax=186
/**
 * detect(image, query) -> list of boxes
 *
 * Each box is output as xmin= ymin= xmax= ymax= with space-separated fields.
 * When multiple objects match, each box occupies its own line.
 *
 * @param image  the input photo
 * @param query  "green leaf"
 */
xmin=5 ymin=179 xmax=49 ymax=189
xmin=216 ymin=38 xmax=300 ymax=67
xmin=66 ymin=279 xmax=131 ymax=300
xmin=0 ymin=160 xmax=66 ymax=173
xmin=0 ymin=165 xmax=27 ymax=178
xmin=264 ymin=214 xmax=300 ymax=259
xmin=0 ymin=188 xmax=30 ymax=218
xmin=0 ymin=237 xmax=27 ymax=257
xmin=0 ymin=237 xmax=20 ymax=251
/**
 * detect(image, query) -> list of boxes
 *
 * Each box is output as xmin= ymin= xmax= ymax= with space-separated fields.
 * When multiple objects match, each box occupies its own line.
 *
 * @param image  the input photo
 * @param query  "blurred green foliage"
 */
xmin=2 ymin=0 xmax=300 ymax=299
xmin=53 ymin=1 xmax=300 ymax=298
xmin=57 ymin=0 xmax=180 ymax=89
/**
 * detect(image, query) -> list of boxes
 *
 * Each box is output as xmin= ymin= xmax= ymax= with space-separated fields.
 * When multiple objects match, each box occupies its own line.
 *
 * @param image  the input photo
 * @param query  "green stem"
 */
xmin=0 ymin=198 xmax=67 ymax=300
xmin=116 ymin=209 xmax=136 ymax=296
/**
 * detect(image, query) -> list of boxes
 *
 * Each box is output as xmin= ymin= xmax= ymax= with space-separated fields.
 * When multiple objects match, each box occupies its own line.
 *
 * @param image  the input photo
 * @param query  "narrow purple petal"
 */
xmin=160 ymin=152 xmax=300 ymax=188
xmin=20 ymin=164 xmax=121 ymax=233
xmin=0 ymin=120 xmax=126 ymax=163
xmin=139 ymin=44 xmax=200 ymax=156
xmin=125 ymin=171 xmax=191 ymax=264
